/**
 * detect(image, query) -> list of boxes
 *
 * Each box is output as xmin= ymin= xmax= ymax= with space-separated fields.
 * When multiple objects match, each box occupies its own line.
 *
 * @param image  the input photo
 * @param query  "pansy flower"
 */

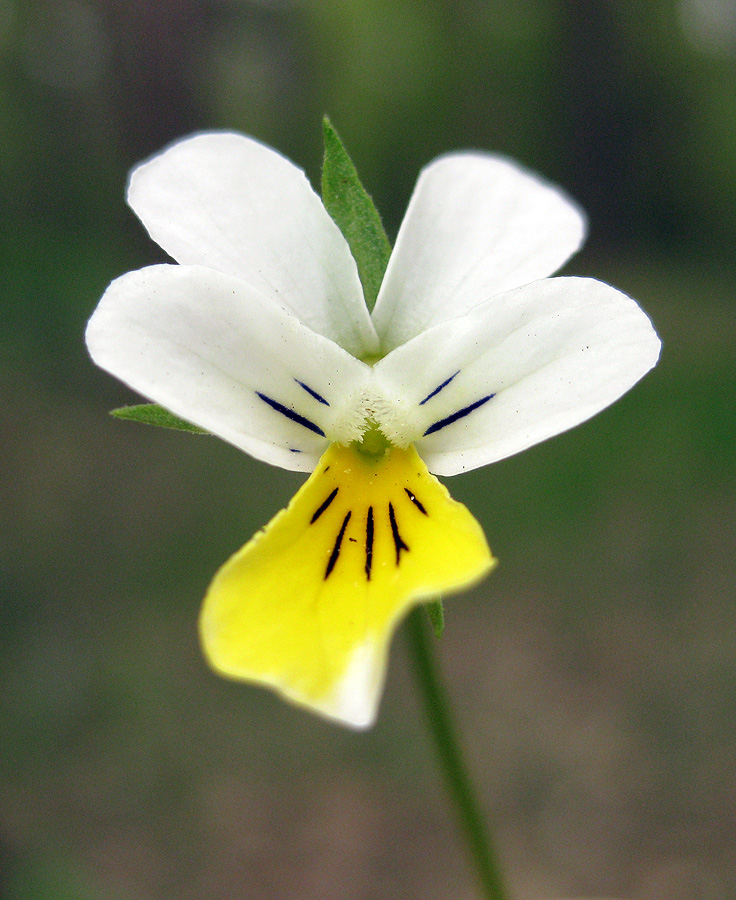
xmin=86 ymin=129 xmax=660 ymax=728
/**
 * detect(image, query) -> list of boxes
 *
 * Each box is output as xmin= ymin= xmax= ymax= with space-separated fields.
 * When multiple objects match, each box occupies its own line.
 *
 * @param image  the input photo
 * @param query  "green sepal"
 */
xmin=110 ymin=403 xmax=208 ymax=434
xmin=321 ymin=117 xmax=392 ymax=312
xmin=425 ymin=598 xmax=445 ymax=639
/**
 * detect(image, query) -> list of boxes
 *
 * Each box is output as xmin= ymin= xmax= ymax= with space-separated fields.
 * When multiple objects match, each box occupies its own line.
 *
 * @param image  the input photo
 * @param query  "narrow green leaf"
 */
xmin=426 ymin=598 xmax=445 ymax=639
xmin=321 ymin=117 xmax=392 ymax=312
xmin=110 ymin=403 xmax=208 ymax=434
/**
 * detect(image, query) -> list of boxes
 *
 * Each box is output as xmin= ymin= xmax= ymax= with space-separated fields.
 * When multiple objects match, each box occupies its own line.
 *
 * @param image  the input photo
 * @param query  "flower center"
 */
xmin=353 ymin=421 xmax=391 ymax=459
xmin=331 ymin=384 xmax=414 ymax=449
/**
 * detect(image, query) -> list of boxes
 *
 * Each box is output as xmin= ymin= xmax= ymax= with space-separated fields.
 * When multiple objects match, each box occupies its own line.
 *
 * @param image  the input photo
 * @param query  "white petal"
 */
xmin=127 ymin=132 xmax=379 ymax=359
xmin=86 ymin=264 xmax=373 ymax=472
xmin=372 ymin=153 xmax=586 ymax=352
xmin=374 ymin=277 xmax=661 ymax=475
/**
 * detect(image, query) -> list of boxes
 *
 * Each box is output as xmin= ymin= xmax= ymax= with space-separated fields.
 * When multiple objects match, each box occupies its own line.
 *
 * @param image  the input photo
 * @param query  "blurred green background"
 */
xmin=1 ymin=1 xmax=735 ymax=898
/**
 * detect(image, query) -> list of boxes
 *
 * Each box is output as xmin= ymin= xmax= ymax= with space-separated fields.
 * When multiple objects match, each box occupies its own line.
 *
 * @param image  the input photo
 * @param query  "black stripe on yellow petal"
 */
xmin=404 ymin=488 xmax=428 ymax=515
xmin=365 ymin=506 xmax=375 ymax=580
xmin=311 ymin=487 xmax=339 ymax=523
xmin=388 ymin=502 xmax=409 ymax=565
xmin=325 ymin=511 xmax=352 ymax=579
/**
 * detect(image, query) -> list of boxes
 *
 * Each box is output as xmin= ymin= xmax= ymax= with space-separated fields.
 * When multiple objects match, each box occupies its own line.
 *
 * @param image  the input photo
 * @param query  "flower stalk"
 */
xmin=407 ymin=608 xmax=509 ymax=900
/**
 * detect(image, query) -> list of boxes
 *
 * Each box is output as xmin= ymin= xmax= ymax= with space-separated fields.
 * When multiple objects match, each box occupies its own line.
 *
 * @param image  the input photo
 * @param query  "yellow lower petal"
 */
xmin=199 ymin=443 xmax=496 ymax=728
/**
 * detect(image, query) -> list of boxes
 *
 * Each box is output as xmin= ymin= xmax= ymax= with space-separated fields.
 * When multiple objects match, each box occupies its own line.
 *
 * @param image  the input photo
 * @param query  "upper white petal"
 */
xmin=86 ymin=264 xmax=372 ymax=472
xmin=373 ymin=277 xmax=661 ymax=475
xmin=127 ymin=132 xmax=379 ymax=359
xmin=372 ymin=152 xmax=586 ymax=352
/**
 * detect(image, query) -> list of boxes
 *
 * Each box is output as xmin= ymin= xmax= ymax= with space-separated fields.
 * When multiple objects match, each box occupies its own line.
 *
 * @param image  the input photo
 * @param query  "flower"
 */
xmin=86 ymin=131 xmax=660 ymax=728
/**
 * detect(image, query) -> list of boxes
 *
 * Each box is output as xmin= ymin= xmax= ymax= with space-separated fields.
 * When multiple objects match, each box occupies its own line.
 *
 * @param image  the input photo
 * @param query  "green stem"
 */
xmin=406 ymin=607 xmax=509 ymax=900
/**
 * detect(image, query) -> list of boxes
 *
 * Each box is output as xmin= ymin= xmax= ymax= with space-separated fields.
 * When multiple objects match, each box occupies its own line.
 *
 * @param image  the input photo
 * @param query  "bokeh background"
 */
xmin=2 ymin=1 xmax=735 ymax=898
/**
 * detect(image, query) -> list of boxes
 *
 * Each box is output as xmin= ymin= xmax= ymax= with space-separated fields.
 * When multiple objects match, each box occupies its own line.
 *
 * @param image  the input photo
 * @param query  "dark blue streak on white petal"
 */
xmin=423 ymin=394 xmax=495 ymax=436
xmin=419 ymin=370 xmax=461 ymax=405
xmin=295 ymin=379 xmax=330 ymax=406
xmin=256 ymin=391 xmax=325 ymax=437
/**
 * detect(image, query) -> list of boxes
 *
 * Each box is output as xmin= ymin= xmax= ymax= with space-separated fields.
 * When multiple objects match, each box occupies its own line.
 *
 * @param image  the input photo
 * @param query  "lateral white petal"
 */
xmin=127 ymin=132 xmax=379 ymax=359
xmin=85 ymin=264 xmax=372 ymax=472
xmin=372 ymin=153 xmax=586 ymax=352
xmin=374 ymin=277 xmax=661 ymax=475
